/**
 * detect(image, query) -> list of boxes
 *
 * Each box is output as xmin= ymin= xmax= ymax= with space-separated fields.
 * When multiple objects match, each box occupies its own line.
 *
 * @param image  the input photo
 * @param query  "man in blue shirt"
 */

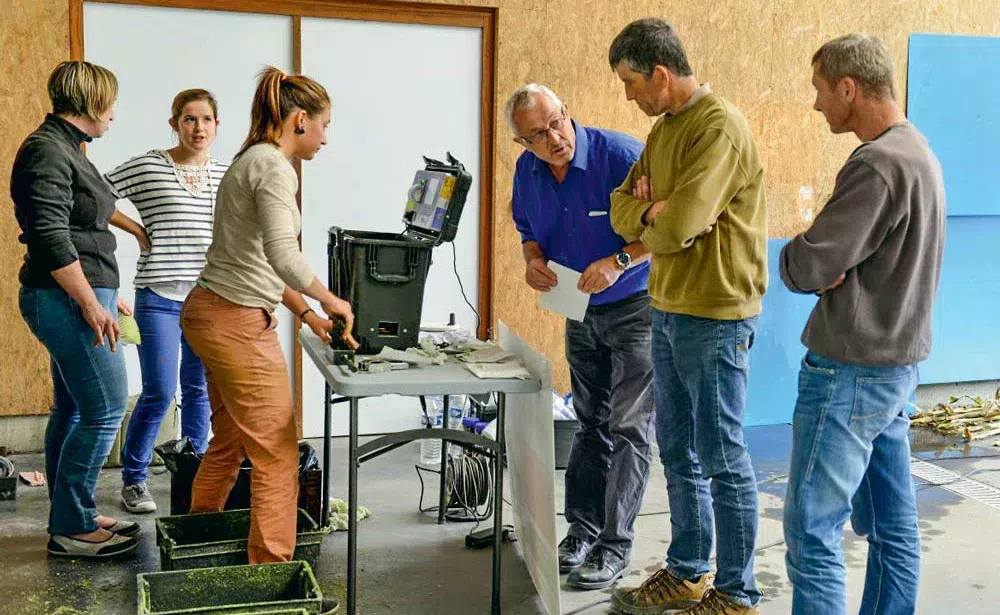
xmin=507 ymin=83 xmax=653 ymax=590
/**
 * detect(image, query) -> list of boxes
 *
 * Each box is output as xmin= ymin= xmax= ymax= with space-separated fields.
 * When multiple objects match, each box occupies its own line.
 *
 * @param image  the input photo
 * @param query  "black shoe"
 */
xmin=566 ymin=546 xmax=629 ymax=590
xmin=558 ymin=535 xmax=593 ymax=573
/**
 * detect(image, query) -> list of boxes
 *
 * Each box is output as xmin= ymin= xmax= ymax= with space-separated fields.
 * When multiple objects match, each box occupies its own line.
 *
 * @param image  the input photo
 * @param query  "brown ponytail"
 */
xmin=237 ymin=66 xmax=330 ymax=158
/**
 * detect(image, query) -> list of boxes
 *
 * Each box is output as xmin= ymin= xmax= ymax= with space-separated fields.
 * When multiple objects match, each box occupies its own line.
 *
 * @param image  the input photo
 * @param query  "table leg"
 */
xmin=322 ymin=382 xmax=332 ymax=527
xmin=348 ymin=396 xmax=359 ymax=615
xmin=492 ymin=392 xmax=506 ymax=614
xmin=438 ymin=395 xmax=450 ymax=524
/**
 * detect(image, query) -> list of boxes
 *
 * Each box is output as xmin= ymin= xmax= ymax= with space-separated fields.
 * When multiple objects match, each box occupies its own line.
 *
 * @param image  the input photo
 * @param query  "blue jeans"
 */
xmin=651 ymin=310 xmax=761 ymax=607
xmin=784 ymin=352 xmax=920 ymax=615
xmin=19 ymin=286 xmax=128 ymax=536
xmin=122 ymin=288 xmax=210 ymax=485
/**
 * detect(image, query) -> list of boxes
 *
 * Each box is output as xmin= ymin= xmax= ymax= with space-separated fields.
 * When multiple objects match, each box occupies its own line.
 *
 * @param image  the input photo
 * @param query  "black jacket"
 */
xmin=11 ymin=114 xmax=119 ymax=289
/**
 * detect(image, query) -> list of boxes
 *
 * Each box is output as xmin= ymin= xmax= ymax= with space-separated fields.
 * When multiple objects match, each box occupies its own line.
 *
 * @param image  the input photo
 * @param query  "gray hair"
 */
xmin=503 ymin=84 xmax=563 ymax=135
xmin=812 ymin=34 xmax=896 ymax=99
xmin=608 ymin=18 xmax=692 ymax=79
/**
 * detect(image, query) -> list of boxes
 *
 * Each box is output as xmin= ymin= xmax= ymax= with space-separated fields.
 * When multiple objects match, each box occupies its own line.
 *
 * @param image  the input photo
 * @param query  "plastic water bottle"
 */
xmin=419 ymin=396 xmax=444 ymax=466
xmin=446 ymin=395 xmax=468 ymax=457
xmin=446 ymin=395 xmax=467 ymax=430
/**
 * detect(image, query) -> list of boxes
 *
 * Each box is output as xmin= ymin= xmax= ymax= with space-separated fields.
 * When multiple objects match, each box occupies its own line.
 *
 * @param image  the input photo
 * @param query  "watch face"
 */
xmin=616 ymin=252 xmax=630 ymax=268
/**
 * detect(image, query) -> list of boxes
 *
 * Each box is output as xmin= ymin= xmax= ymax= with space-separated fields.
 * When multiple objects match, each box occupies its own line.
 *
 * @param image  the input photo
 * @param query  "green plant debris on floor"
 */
xmin=912 ymin=388 xmax=1000 ymax=444
xmin=327 ymin=498 xmax=372 ymax=531
xmin=0 ymin=571 xmax=111 ymax=615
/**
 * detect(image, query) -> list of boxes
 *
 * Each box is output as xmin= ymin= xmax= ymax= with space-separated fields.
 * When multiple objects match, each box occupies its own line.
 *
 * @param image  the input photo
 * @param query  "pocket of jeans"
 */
xmin=851 ymin=370 xmax=915 ymax=432
xmin=794 ymin=355 xmax=837 ymax=417
xmin=18 ymin=288 xmax=42 ymax=339
xmin=801 ymin=353 xmax=837 ymax=376
xmin=735 ymin=321 xmax=756 ymax=368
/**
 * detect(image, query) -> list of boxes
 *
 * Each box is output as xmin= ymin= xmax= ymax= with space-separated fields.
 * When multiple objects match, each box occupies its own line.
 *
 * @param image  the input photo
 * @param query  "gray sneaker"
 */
xmin=121 ymin=482 xmax=157 ymax=513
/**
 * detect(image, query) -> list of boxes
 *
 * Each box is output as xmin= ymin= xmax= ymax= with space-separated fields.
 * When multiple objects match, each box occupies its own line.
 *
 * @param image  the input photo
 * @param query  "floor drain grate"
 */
xmin=910 ymin=459 xmax=1000 ymax=510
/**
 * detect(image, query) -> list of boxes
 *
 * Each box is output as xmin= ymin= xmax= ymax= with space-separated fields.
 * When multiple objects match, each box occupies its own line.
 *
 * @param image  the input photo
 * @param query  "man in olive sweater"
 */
xmin=607 ymin=18 xmax=767 ymax=615
xmin=780 ymin=35 xmax=945 ymax=615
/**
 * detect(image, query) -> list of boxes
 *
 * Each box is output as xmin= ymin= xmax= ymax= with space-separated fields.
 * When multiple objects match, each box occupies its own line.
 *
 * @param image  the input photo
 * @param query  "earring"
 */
xmin=294 ymin=126 xmax=305 ymax=135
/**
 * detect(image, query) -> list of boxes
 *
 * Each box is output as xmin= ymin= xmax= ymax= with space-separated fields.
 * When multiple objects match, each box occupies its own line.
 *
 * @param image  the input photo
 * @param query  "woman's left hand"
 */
xmin=117 ymin=296 xmax=133 ymax=316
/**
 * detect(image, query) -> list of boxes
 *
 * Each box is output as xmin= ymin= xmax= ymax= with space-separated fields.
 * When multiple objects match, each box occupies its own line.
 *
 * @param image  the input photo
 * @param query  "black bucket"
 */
xmin=553 ymin=419 xmax=581 ymax=470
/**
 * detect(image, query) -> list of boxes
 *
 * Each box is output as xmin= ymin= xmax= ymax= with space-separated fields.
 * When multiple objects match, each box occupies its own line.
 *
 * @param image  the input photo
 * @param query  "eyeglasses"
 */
xmin=515 ymin=108 xmax=568 ymax=147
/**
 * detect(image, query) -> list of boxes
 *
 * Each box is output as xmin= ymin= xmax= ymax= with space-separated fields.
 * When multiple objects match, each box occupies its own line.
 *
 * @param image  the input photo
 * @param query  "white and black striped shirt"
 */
xmin=106 ymin=150 xmax=227 ymax=297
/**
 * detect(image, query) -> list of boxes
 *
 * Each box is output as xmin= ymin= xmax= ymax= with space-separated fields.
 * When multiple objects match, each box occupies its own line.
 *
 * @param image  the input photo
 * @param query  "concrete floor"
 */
xmin=2 ymin=425 xmax=1000 ymax=615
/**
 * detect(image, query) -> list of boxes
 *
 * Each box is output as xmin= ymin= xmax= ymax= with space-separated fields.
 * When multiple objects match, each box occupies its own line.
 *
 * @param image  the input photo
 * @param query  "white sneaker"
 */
xmin=121 ymin=482 xmax=157 ymax=513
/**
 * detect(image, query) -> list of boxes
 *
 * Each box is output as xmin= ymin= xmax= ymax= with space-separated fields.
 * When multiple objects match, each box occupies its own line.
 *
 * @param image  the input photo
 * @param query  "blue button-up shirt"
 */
xmin=512 ymin=121 xmax=648 ymax=306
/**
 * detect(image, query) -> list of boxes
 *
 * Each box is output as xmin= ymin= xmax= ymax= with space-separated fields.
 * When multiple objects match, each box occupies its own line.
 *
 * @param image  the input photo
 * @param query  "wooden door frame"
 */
xmin=70 ymin=0 xmax=497 ymax=431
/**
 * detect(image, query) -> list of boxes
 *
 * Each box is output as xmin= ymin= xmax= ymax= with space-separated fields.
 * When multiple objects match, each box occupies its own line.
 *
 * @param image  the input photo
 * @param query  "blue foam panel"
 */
xmin=744 ymin=239 xmax=813 ymax=426
xmin=908 ymin=33 xmax=1000 ymax=217
xmin=746 ymin=225 xmax=1000 ymax=426
xmin=919 ymin=217 xmax=1000 ymax=383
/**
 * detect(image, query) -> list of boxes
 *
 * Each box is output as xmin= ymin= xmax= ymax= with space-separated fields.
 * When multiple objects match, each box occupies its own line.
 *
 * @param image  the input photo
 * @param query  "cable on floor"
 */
xmin=0 ymin=456 xmax=14 ymax=479
xmin=416 ymin=453 xmax=495 ymax=533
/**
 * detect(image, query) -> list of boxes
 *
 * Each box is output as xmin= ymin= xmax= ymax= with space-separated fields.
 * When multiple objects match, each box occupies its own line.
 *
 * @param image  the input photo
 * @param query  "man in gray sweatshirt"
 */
xmin=780 ymin=34 xmax=945 ymax=615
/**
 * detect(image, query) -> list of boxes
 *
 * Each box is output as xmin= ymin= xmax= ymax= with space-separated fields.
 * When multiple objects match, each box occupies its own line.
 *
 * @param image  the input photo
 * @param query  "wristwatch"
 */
xmin=614 ymin=250 xmax=632 ymax=271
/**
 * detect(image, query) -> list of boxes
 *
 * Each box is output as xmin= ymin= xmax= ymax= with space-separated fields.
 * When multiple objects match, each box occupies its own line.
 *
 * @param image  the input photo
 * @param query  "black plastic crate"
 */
xmin=156 ymin=508 xmax=327 ymax=571
xmin=137 ymin=561 xmax=322 ymax=615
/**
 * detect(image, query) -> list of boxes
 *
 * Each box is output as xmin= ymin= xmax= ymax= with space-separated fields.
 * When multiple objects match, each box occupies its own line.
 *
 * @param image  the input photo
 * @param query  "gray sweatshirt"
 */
xmin=780 ymin=123 xmax=946 ymax=366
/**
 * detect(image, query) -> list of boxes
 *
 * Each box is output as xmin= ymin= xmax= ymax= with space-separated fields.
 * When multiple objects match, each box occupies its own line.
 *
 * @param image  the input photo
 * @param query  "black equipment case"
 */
xmin=328 ymin=154 xmax=472 ymax=354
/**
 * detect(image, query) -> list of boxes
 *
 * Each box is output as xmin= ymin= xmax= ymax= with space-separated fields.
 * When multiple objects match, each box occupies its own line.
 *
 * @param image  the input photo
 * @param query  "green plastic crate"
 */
xmin=137 ymin=561 xmax=322 ymax=615
xmin=156 ymin=508 xmax=328 ymax=571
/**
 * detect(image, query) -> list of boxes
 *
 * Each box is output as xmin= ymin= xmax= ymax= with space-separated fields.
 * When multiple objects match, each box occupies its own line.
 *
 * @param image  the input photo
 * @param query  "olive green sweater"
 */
xmin=610 ymin=92 xmax=767 ymax=319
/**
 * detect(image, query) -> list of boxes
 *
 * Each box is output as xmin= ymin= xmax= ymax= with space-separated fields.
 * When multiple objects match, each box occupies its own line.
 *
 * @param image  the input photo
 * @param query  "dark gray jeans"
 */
xmin=564 ymin=292 xmax=655 ymax=559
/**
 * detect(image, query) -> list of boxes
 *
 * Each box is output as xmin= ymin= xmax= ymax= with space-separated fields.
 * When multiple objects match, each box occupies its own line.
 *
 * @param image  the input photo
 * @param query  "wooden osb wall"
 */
xmin=0 ymin=1 xmax=68 ymax=416
xmin=2 ymin=0 xmax=999 ymax=414
xmin=452 ymin=0 xmax=1000 ymax=394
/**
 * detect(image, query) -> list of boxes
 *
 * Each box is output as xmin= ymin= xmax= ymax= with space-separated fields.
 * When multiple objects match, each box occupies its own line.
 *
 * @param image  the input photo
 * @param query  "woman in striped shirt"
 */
xmin=106 ymin=89 xmax=227 ymax=514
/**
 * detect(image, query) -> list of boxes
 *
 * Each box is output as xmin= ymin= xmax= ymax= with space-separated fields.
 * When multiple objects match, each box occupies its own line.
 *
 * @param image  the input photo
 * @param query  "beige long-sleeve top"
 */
xmin=198 ymin=143 xmax=314 ymax=312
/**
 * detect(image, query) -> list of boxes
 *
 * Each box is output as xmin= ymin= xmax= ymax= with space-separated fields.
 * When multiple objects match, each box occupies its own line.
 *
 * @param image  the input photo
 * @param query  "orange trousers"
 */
xmin=180 ymin=285 xmax=299 ymax=563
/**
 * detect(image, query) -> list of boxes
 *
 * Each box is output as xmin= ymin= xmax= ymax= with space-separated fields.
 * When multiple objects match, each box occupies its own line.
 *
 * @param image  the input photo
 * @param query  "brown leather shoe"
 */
xmin=611 ymin=568 xmax=714 ymax=614
xmin=676 ymin=588 xmax=760 ymax=614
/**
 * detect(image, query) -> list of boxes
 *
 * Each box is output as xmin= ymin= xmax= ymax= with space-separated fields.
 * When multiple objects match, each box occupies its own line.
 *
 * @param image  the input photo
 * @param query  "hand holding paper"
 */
xmin=538 ymin=262 xmax=589 ymax=322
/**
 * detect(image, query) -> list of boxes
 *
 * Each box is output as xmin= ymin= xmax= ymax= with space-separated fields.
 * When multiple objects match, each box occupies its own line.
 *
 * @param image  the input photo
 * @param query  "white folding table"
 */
xmin=300 ymin=330 xmax=541 ymax=614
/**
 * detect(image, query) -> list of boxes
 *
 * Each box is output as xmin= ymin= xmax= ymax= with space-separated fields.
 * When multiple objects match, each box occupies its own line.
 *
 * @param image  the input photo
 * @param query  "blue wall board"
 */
xmin=744 ymin=239 xmax=815 ymax=427
xmin=908 ymin=34 xmax=1000 ymax=217
xmin=919 ymin=216 xmax=1000 ymax=383
xmin=746 ymin=222 xmax=1000 ymax=426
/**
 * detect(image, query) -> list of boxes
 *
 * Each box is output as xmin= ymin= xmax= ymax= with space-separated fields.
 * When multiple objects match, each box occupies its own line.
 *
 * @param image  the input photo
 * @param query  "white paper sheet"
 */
xmin=457 ymin=347 xmax=514 ymax=364
xmin=463 ymin=361 xmax=532 ymax=380
xmin=537 ymin=262 xmax=589 ymax=322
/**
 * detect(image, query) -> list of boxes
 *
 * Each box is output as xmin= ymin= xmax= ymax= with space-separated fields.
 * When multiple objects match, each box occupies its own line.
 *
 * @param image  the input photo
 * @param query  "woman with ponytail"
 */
xmin=180 ymin=67 xmax=356 ymax=565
